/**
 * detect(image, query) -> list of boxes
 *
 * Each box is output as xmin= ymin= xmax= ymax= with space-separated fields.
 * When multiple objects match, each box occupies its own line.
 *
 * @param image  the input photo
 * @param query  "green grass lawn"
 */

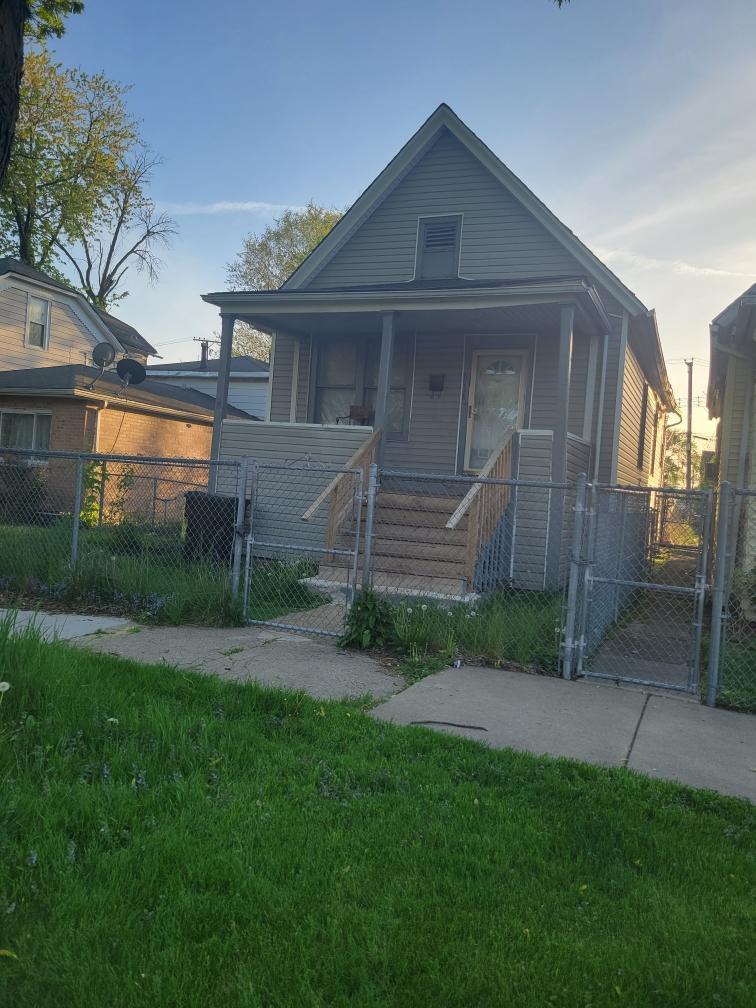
xmin=1 ymin=624 xmax=754 ymax=1007
xmin=0 ymin=523 xmax=325 ymax=627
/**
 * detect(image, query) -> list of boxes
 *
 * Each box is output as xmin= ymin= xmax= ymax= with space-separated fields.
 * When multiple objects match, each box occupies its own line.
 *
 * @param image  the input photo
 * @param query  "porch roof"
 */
xmin=202 ymin=276 xmax=611 ymax=338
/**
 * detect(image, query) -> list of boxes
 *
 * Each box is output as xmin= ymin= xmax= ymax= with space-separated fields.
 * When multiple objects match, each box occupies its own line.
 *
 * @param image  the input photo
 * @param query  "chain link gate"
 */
xmin=568 ymin=483 xmax=713 ymax=694
xmin=242 ymin=461 xmax=365 ymax=636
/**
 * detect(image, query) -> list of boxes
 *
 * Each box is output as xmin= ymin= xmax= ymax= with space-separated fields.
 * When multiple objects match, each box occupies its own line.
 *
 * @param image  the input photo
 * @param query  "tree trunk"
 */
xmin=0 ymin=0 xmax=24 ymax=190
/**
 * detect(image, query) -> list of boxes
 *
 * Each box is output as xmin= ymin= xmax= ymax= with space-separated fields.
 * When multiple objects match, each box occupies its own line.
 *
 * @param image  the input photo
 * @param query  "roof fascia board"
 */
xmin=279 ymin=104 xmax=646 ymax=317
xmin=0 ymin=384 xmax=217 ymax=423
xmin=0 ymin=273 xmax=126 ymax=353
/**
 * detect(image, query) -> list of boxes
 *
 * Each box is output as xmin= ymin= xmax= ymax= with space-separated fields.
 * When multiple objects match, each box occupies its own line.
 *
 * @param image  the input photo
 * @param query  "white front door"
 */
xmin=464 ymin=351 xmax=527 ymax=472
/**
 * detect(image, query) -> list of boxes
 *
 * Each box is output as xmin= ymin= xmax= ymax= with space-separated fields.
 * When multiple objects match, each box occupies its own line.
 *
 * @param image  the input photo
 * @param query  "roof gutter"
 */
xmin=0 ymin=385 xmax=217 ymax=424
xmin=202 ymin=279 xmax=612 ymax=332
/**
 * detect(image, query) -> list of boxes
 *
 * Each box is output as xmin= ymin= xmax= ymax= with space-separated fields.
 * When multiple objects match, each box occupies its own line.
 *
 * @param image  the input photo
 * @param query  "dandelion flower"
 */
xmin=106 ymin=717 xmax=119 ymax=725
xmin=0 ymin=682 xmax=10 ymax=693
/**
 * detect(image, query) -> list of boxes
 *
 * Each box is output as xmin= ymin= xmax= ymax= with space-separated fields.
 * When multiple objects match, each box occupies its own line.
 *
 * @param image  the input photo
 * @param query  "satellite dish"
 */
xmin=92 ymin=342 xmax=116 ymax=368
xmin=116 ymin=357 xmax=147 ymax=387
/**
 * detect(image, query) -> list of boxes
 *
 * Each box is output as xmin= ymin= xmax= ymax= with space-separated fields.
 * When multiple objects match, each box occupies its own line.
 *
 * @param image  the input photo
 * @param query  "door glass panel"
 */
xmin=468 ymin=355 xmax=522 ymax=470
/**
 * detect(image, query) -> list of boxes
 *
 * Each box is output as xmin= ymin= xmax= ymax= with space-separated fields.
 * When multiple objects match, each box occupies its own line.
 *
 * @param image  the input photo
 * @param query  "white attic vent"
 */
xmin=417 ymin=215 xmax=461 ymax=279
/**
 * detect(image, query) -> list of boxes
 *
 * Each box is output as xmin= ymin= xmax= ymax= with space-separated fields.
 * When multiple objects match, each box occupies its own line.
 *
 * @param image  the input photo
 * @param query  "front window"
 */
xmin=0 ymin=411 xmax=51 ymax=450
xmin=313 ymin=337 xmax=411 ymax=438
xmin=27 ymin=296 xmax=50 ymax=348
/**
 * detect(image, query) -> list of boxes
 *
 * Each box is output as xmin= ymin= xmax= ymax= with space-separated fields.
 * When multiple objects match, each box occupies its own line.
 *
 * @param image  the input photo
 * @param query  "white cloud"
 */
xmin=594 ymin=247 xmax=755 ymax=280
xmin=161 ymin=199 xmax=305 ymax=216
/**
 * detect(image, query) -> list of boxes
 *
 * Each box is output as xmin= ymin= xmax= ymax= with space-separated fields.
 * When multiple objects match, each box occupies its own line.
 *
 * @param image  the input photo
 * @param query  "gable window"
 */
xmin=26 ymin=296 xmax=50 ymax=349
xmin=637 ymin=383 xmax=649 ymax=469
xmin=313 ymin=336 xmax=411 ymax=439
xmin=416 ymin=215 xmax=461 ymax=280
xmin=0 ymin=410 xmax=51 ymax=450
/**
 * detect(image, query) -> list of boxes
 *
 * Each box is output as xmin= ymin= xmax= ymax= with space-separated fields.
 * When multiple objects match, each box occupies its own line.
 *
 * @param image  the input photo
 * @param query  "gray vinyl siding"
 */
xmin=567 ymin=334 xmax=590 ymax=436
xmin=0 ymin=284 xmax=100 ymax=370
xmin=597 ymin=312 xmax=624 ymax=483
xmin=616 ymin=345 xmax=659 ymax=486
xmin=383 ymin=331 xmax=463 ymax=473
xmin=511 ymin=432 xmax=553 ymax=590
xmin=218 ymin=421 xmax=371 ymax=551
xmin=566 ymin=435 xmax=591 ymax=480
xmin=719 ymin=355 xmax=754 ymax=486
xmin=306 ymin=129 xmax=583 ymax=290
xmin=269 ymin=332 xmax=295 ymax=421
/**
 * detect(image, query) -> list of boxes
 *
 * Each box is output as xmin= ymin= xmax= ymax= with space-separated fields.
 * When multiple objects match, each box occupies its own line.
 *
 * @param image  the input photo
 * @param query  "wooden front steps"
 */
xmin=315 ymin=490 xmax=478 ymax=601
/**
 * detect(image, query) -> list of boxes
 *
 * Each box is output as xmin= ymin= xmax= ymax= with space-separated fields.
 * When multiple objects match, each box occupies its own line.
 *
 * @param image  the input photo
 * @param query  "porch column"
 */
xmin=374 ymin=311 xmax=395 ymax=465
xmin=546 ymin=303 xmax=574 ymax=588
xmin=209 ymin=312 xmax=236 ymax=492
xmin=552 ymin=303 xmax=574 ymax=485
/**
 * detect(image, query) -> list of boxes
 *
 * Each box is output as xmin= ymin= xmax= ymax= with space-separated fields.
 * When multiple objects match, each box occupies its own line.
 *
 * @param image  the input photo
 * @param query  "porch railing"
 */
xmin=446 ymin=429 xmax=515 ymax=585
xmin=301 ymin=427 xmax=382 ymax=546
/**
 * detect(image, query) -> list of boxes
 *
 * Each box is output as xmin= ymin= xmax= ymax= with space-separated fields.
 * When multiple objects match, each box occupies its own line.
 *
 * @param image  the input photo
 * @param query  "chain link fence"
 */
xmin=0 ymin=447 xmax=245 ymax=624
xmin=708 ymin=485 xmax=756 ymax=712
xmin=241 ymin=461 xmax=363 ymax=637
xmin=572 ymin=484 xmax=711 ymax=693
xmin=2 ymin=446 xmax=753 ymax=713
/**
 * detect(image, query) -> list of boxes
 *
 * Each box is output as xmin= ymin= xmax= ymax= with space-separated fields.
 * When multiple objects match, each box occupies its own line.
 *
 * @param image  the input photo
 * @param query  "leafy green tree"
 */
xmin=227 ymin=201 xmax=341 ymax=359
xmin=0 ymin=2 xmax=83 ymax=189
xmin=664 ymin=429 xmax=702 ymax=487
xmin=0 ymin=49 xmax=137 ymax=272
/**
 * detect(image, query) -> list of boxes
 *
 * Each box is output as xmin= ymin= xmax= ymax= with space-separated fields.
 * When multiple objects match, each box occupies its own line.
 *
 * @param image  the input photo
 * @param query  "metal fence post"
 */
xmin=97 ymin=460 xmax=107 ymax=526
xmin=242 ymin=462 xmax=258 ymax=614
xmin=70 ymin=457 xmax=84 ymax=567
xmin=707 ymin=481 xmax=732 ymax=707
xmin=562 ymin=473 xmax=587 ymax=680
xmin=231 ymin=458 xmax=249 ymax=604
xmin=362 ymin=462 xmax=378 ymax=590
xmin=575 ymin=480 xmax=598 ymax=676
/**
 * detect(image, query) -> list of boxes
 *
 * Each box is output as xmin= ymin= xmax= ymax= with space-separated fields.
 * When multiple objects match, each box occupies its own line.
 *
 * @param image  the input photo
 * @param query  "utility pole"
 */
xmin=684 ymin=358 xmax=693 ymax=489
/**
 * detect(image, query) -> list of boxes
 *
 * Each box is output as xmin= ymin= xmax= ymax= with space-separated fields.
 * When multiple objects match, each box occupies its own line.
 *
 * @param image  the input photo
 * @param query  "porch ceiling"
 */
xmin=202 ymin=280 xmax=608 ymax=339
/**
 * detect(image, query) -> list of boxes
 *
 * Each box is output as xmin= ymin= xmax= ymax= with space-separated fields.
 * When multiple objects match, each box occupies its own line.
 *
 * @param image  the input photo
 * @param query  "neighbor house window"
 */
xmin=313 ymin=337 xmax=411 ymax=439
xmin=0 ymin=411 xmax=51 ymax=450
xmin=416 ymin=215 xmax=461 ymax=279
xmin=637 ymin=383 xmax=649 ymax=469
xmin=26 ymin=296 xmax=50 ymax=348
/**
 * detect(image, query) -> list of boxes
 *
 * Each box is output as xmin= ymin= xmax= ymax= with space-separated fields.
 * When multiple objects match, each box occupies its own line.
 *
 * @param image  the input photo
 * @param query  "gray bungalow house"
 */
xmin=203 ymin=104 xmax=674 ymax=595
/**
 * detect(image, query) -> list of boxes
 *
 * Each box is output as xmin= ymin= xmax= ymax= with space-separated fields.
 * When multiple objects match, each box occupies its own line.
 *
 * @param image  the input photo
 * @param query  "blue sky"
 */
xmin=49 ymin=0 xmax=756 ymax=435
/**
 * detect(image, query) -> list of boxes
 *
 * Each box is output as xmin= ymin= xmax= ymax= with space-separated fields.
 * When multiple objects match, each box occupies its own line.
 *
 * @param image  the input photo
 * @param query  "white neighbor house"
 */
xmin=147 ymin=353 xmax=269 ymax=420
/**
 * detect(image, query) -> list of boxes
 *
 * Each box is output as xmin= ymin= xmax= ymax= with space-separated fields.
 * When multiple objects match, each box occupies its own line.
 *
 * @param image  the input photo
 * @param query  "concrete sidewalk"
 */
xmin=373 ymin=666 xmax=756 ymax=801
xmin=1 ymin=608 xmax=131 ymax=640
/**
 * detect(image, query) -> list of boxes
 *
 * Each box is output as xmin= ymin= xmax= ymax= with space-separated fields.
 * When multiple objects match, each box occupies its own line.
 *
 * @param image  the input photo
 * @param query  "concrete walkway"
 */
xmin=373 ymin=666 xmax=756 ymax=801
xmin=4 ymin=608 xmax=753 ymax=800
xmin=1 ymin=608 xmax=131 ymax=640
xmin=78 ymin=624 xmax=403 ymax=701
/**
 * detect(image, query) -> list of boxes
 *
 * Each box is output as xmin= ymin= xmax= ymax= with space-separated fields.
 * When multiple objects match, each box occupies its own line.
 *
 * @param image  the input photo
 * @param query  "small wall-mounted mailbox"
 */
xmin=428 ymin=374 xmax=445 ymax=397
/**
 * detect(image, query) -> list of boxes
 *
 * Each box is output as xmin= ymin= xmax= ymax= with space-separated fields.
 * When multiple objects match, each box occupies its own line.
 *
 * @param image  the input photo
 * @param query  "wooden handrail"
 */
xmin=446 ymin=429 xmax=515 ymax=530
xmin=301 ymin=427 xmax=382 ymax=521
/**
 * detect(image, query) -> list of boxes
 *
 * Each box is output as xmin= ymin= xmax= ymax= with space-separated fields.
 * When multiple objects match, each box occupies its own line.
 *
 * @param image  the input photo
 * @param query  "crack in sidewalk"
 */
xmin=622 ymin=693 xmax=651 ymax=766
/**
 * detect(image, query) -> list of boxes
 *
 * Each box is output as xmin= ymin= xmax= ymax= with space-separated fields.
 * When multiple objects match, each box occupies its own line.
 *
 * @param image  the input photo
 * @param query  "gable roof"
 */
xmin=0 ymin=364 xmax=256 ymax=420
xmin=0 ymin=257 xmax=157 ymax=357
xmin=147 ymin=354 xmax=269 ymax=375
xmin=283 ymin=105 xmax=645 ymax=315
xmin=278 ymin=104 xmax=674 ymax=409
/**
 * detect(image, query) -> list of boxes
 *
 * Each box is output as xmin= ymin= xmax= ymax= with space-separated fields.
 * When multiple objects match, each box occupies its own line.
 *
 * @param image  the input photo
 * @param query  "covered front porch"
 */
xmin=204 ymin=279 xmax=608 ymax=598
xmin=203 ymin=278 xmax=610 ymax=485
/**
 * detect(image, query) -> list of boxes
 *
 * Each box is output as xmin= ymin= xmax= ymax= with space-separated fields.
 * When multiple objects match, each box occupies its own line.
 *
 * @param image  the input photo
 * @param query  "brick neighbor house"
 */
xmin=0 ymin=258 xmax=253 ymax=457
